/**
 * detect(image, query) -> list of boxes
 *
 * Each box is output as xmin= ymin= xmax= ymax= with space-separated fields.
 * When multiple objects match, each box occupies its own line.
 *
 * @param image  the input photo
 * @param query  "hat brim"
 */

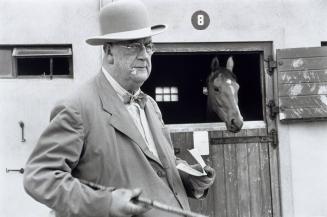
xmin=86 ymin=24 xmax=167 ymax=46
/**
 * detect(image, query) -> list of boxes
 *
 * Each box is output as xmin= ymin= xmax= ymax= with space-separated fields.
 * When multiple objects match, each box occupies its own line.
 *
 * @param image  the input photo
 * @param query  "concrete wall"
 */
xmin=0 ymin=0 xmax=101 ymax=216
xmin=1 ymin=0 xmax=327 ymax=217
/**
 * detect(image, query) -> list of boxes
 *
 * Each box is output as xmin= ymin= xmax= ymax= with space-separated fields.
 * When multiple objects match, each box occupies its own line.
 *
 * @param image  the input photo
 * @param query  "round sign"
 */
xmin=191 ymin=10 xmax=210 ymax=30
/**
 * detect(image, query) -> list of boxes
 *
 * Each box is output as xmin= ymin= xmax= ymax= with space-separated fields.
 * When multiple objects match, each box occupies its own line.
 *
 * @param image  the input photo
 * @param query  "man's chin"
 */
xmin=130 ymin=69 xmax=149 ymax=82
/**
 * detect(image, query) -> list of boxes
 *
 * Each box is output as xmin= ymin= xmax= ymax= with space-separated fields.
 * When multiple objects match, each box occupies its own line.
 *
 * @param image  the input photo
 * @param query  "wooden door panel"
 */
xmin=171 ymin=127 xmax=273 ymax=217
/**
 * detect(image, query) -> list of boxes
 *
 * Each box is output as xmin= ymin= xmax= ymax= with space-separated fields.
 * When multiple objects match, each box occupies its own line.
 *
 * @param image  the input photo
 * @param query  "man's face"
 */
xmin=109 ymin=37 xmax=154 ymax=92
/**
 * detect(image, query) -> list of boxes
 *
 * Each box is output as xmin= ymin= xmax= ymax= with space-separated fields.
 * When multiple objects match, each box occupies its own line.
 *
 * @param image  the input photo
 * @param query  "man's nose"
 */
xmin=137 ymin=45 xmax=149 ymax=59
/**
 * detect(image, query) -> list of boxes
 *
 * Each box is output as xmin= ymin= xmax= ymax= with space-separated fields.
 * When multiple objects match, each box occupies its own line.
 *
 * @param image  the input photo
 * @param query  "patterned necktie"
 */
xmin=123 ymin=91 xmax=148 ymax=109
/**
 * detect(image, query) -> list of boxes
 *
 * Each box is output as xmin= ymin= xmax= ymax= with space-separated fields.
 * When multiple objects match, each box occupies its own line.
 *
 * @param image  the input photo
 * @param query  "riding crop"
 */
xmin=79 ymin=179 xmax=208 ymax=217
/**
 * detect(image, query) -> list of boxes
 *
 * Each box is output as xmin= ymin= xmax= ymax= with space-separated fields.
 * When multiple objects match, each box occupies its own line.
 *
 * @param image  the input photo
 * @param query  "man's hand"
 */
xmin=189 ymin=165 xmax=216 ymax=192
xmin=109 ymin=188 xmax=150 ymax=217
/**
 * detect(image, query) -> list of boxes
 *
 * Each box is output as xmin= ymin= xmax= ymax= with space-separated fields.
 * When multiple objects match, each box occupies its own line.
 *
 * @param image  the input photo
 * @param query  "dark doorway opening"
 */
xmin=142 ymin=52 xmax=263 ymax=124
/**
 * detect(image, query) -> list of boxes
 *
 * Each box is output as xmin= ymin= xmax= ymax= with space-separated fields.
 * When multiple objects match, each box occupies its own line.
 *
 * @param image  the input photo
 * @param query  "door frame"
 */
xmin=155 ymin=41 xmax=281 ymax=217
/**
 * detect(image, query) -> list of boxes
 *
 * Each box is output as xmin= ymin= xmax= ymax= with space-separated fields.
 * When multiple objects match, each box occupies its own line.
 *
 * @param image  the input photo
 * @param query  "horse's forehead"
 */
xmin=214 ymin=74 xmax=234 ymax=86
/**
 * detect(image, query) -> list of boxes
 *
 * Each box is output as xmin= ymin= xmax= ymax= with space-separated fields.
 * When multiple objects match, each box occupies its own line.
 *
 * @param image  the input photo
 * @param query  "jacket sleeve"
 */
xmin=23 ymin=103 xmax=112 ymax=217
xmin=176 ymin=160 xmax=209 ymax=199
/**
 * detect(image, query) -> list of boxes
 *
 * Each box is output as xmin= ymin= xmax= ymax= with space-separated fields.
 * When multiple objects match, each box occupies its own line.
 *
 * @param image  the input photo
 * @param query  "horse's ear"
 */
xmin=211 ymin=57 xmax=220 ymax=71
xmin=226 ymin=56 xmax=234 ymax=72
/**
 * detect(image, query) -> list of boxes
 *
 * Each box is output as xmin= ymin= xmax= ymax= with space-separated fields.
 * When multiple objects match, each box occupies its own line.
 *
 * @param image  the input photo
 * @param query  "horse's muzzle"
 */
xmin=228 ymin=118 xmax=243 ymax=133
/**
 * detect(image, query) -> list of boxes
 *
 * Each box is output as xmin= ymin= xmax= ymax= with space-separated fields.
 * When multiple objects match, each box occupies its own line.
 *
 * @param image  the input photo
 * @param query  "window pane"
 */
xmin=0 ymin=48 xmax=13 ymax=77
xmin=17 ymin=58 xmax=50 ymax=76
xmin=171 ymin=94 xmax=178 ymax=101
xmin=163 ymin=87 xmax=170 ymax=94
xmin=163 ymin=95 xmax=170 ymax=101
xmin=156 ymin=95 xmax=163 ymax=102
xmin=155 ymin=87 xmax=163 ymax=94
xmin=170 ymin=87 xmax=178 ymax=94
xmin=53 ymin=57 xmax=70 ymax=75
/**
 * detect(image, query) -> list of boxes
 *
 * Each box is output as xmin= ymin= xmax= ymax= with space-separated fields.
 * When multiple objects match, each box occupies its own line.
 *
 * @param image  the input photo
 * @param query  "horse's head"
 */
xmin=206 ymin=56 xmax=243 ymax=133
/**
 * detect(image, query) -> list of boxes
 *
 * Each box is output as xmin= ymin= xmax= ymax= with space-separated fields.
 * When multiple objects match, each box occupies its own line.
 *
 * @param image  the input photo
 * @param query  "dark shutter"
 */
xmin=0 ymin=48 xmax=13 ymax=77
xmin=277 ymin=46 xmax=327 ymax=121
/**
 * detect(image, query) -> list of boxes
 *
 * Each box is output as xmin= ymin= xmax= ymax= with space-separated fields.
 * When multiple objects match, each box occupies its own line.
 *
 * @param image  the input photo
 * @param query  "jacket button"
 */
xmin=157 ymin=170 xmax=164 ymax=177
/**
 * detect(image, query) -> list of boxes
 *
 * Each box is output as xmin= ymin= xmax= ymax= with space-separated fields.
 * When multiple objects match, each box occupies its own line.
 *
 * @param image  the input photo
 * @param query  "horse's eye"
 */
xmin=214 ymin=87 xmax=220 ymax=92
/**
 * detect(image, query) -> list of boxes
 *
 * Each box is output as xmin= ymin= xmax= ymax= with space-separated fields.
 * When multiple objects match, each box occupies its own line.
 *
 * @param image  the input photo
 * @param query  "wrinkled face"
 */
xmin=208 ymin=72 xmax=243 ymax=132
xmin=108 ymin=37 xmax=154 ymax=92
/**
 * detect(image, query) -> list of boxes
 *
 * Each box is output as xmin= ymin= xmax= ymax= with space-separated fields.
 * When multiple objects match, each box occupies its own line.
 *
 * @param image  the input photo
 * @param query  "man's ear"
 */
xmin=103 ymin=44 xmax=114 ymax=64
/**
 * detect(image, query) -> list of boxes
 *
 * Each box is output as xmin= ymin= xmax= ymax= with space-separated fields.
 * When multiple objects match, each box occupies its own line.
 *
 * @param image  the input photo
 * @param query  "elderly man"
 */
xmin=23 ymin=0 xmax=215 ymax=217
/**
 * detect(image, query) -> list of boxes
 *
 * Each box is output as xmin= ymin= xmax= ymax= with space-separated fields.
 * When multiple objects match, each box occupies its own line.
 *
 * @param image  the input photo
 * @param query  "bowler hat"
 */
xmin=86 ymin=0 xmax=167 ymax=45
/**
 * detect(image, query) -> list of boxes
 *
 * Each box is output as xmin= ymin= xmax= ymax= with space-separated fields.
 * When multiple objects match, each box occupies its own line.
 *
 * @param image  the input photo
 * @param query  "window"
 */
xmin=142 ymin=43 xmax=264 ymax=124
xmin=0 ymin=45 xmax=73 ymax=78
xmin=155 ymin=87 xmax=179 ymax=102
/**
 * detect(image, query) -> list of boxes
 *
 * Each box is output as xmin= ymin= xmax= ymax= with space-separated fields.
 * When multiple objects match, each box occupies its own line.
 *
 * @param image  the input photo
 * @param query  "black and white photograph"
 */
xmin=0 ymin=0 xmax=327 ymax=217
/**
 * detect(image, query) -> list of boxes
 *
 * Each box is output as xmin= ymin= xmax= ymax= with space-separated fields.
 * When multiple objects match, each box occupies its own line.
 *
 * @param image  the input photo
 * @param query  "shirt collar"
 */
xmin=102 ymin=66 xmax=140 ymax=101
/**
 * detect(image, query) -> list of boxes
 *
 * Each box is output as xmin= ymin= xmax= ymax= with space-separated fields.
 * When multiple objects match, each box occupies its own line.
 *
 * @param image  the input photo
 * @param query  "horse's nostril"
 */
xmin=231 ymin=119 xmax=235 ymax=125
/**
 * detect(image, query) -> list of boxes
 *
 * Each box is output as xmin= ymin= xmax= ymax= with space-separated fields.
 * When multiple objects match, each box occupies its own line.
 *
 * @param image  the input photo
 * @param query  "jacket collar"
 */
xmin=95 ymin=72 xmax=166 ymax=167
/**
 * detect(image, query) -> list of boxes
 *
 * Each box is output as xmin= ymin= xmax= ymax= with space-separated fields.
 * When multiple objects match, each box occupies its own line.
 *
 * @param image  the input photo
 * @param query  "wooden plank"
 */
xmin=278 ymin=83 xmax=327 ymax=96
xmin=209 ymin=131 xmax=227 ymax=217
xmin=278 ymin=69 xmax=327 ymax=84
xmin=279 ymin=107 xmax=327 ymax=121
xmin=268 ymin=143 xmax=282 ymax=217
xmin=277 ymin=46 xmax=327 ymax=59
xmin=201 ymin=167 xmax=215 ymax=217
xmin=236 ymin=130 xmax=251 ymax=217
xmin=258 ymin=128 xmax=273 ymax=217
xmin=223 ymin=131 xmax=239 ymax=217
xmin=171 ymin=132 xmax=194 ymax=161
xmin=277 ymin=47 xmax=327 ymax=121
xmin=247 ymin=129 xmax=262 ymax=217
xmin=167 ymin=121 xmax=265 ymax=133
xmin=203 ymin=183 xmax=215 ymax=217
xmin=279 ymin=95 xmax=327 ymax=109
xmin=278 ymin=56 xmax=327 ymax=71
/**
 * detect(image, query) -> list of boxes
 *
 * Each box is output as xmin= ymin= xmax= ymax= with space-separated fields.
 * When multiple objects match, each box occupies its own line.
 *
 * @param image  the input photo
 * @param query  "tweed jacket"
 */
xmin=23 ymin=72 xmax=194 ymax=217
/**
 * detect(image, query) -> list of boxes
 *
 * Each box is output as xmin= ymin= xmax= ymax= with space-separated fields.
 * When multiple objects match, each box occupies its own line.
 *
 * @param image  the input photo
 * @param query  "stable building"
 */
xmin=1 ymin=0 xmax=327 ymax=217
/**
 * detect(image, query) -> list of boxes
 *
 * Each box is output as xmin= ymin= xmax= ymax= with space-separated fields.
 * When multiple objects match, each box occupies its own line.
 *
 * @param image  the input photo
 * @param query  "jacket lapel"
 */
xmin=145 ymin=101 xmax=187 ymax=197
xmin=95 ymin=72 xmax=162 ymax=166
xmin=144 ymin=102 xmax=171 ymax=169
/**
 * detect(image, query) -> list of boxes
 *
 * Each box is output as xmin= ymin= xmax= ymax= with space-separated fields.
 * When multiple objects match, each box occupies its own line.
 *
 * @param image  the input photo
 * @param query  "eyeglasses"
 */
xmin=118 ymin=42 xmax=155 ymax=54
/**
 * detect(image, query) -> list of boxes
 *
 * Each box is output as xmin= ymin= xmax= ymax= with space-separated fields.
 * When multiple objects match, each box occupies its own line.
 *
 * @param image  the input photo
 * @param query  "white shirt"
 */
xmin=102 ymin=67 xmax=159 ymax=159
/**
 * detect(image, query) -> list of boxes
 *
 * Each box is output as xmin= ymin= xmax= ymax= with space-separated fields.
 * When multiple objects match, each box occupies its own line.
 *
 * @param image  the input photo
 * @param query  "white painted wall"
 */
xmin=1 ymin=0 xmax=327 ymax=217
xmin=0 ymin=0 xmax=101 ymax=216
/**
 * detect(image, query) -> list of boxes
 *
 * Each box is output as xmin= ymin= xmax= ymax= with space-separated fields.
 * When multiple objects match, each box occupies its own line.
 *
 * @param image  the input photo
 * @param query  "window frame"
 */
xmin=155 ymin=86 xmax=179 ymax=102
xmin=0 ymin=45 xmax=73 ymax=79
xmin=152 ymin=42 xmax=273 ymax=127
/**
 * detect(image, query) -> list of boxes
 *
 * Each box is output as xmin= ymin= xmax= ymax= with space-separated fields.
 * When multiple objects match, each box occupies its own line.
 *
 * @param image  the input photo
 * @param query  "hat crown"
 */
xmin=100 ymin=0 xmax=150 ymax=35
xmin=86 ymin=0 xmax=167 ymax=45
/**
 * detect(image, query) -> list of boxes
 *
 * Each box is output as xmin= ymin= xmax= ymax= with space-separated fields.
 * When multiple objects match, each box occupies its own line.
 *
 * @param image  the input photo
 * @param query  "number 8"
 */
xmin=197 ymin=14 xmax=204 ymax=25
